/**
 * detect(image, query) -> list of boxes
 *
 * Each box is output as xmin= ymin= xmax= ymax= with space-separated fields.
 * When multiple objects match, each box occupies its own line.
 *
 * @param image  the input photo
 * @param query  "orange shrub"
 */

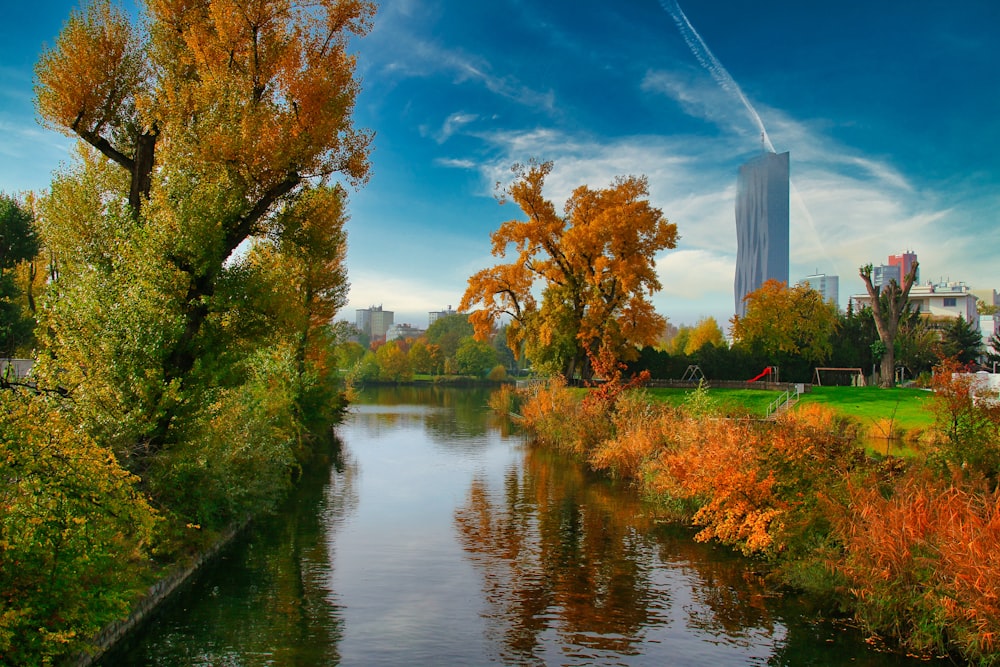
xmin=834 ymin=471 xmax=1000 ymax=660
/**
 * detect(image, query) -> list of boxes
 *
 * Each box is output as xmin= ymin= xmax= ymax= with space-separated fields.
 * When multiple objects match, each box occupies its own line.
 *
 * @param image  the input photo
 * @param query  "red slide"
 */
xmin=748 ymin=367 xmax=771 ymax=382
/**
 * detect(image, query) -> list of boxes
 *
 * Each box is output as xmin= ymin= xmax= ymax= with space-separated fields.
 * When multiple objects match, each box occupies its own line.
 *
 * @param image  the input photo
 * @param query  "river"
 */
xmin=100 ymin=386 xmax=946 ymax=666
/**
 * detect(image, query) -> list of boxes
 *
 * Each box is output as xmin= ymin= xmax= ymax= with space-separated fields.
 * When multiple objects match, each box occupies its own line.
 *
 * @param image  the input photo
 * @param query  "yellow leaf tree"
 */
xmin=682 ymin=316 xmax=726 ymax=355
xmin=730 ymin=279 xmax=838 ymax=364
xmin=460 ymin=161 xmax=677 ymax=380
xmin=34 ymin=0 xmax=374 ymax=452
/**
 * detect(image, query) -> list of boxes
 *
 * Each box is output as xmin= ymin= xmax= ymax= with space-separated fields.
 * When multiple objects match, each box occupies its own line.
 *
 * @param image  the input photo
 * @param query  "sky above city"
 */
xmin=2 ymin=0 xmax=998 ymax=330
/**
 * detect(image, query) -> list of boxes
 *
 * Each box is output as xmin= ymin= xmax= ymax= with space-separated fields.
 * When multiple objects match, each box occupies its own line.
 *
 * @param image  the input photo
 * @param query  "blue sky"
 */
xmin=2 ymin=1 xmax=998 ymax=330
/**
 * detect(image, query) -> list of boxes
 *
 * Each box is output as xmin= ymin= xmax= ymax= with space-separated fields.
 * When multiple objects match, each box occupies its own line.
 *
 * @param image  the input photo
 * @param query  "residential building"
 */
xmin=796 ymin=272 xmax=839 ymax=308
xmin=428 ymin=305 xmax=458 ymax=327
xmin=851 ymin=279 xmax=980 ymax=329
xmin=356 ymin=305 xmax=394 ymax=341
xmin=386 ymin=323 xmax=425 ymax=341
xmin=734 ymin=151 xmax=789 ymax=318
xmin=981 ymin=314 xmax=999 ymax=362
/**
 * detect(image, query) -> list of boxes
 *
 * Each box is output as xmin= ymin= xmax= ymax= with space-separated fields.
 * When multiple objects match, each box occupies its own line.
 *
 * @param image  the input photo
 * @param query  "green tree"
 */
xmin=460 ymin=160 xmax=677 ymax=380
xmin=376 ymin=341 xmax=412 ymax=383
xmin=455 ymin=337 xmax=498 ymax=377
xmin=0 ymin=391 xmax=157 ymax=663
xmin=426 ymin=313 xmax=475 ymax=363
xmin=407 ymin=339 xmax=434 ymax=375
xmin=939 ymin=316 xmax=983 ymax=365
xmin=894 ymin=306 xmax=937 ymax=378
xmin=0 ymin=195 xmax=40 ymax=357
xmin=666 ymin=325 xmax=691 ymax=355
xmin=829 ymin=301 xmax=876 ymax=372
xmin=34 ymin=0 xmax=374 ymax=456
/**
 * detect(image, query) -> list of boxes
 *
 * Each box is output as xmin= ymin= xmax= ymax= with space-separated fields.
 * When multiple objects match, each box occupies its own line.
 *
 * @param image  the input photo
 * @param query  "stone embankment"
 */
xmin=73 ymin=521 xmax=247 ymax=667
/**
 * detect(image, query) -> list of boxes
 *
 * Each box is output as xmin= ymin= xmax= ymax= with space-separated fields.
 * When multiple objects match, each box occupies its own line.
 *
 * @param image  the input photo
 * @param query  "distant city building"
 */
xmin=385 ymin=323 xmax=425 ymax=341
xmin=852 ymin=279 xmax=979 ymax=329
xmin=888 ymin=251 xmax=919 ymax=284
xmin=734 ymin=151 xmax=789 ymax=318
xmin=972 ymin=288 xmax=1000 ymax=311
xmin=981 ymin=314 xmax=999 ymax=361
xmin=796 ymin=272 xmax=839 ymax=308
xmin=356 ymin=305 xmax=394 ymax=341
xmin=871 ymin=264 xmax=895 ymax=289
xmin=428 ymin=305 xmax=458 ymax=327
xmin=871 ymin=251 xmax=920 ymax=289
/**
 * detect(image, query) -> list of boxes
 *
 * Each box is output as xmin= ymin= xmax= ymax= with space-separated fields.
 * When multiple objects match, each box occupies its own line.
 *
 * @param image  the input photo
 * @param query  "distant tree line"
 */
xmin=628 ymin=280 xmax=986 ymax=385
xmin=341 ymin=313 xmax=517 ymax=384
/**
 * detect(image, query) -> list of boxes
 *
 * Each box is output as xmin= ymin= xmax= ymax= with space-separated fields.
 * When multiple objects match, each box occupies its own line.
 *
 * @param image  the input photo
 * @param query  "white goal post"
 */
xmin=813 ymin=367 xmax=865 ymax=387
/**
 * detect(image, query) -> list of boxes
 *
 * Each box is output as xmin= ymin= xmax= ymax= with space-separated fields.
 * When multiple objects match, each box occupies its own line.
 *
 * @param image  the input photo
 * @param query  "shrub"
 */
xmin=833 ymin=471 xmax=1000 ymax=660
xmin=0 ymin=391 xmax=158 ymax=664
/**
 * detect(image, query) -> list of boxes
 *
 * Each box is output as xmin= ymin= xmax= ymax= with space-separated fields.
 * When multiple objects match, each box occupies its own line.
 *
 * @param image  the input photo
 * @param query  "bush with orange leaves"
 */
xmin=833 ymin=470 xmax=1000 ymax=661
xmin=515 ymin=376 xmax=613 ymax=457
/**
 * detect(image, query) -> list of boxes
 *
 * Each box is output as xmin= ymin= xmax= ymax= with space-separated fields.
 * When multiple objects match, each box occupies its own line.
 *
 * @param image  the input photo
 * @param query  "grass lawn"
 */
xmin=645 ymin=387 xmax=783 ymax=417
xmin=798 ymin=386 xmax=935 ymax=432
xmin=643 ymin=385 xmax=937 ymax=434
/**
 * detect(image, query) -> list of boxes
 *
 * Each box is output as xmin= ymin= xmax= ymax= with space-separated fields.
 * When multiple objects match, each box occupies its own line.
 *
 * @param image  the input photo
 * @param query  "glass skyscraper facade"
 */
xmin=734 ymin=151 xmax=789 ymax=317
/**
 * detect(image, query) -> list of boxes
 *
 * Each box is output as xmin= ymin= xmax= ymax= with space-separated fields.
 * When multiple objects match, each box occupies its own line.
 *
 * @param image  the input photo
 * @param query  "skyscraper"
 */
xmin=734 ymin=151 xmax=789 ymax=318
xmin=796 ymin=272 xmax=840 ymax=308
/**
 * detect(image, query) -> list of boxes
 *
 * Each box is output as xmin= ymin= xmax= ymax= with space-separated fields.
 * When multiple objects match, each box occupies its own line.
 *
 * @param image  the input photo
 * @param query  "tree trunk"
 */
xmin=880 ymin=353 xmax=895 ymax=389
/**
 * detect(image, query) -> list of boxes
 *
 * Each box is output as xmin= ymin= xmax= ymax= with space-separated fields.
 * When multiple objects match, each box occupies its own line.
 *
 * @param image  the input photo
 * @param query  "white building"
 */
xmin=386 ymin=323 xmax=425 ymax=341
xmin=851 ymin=280 xmax=980 ymax=329
xmin=796 ymin=272 xmax=839 ymax=308
xmin=428 ymin=305 xmax=458 ymax=327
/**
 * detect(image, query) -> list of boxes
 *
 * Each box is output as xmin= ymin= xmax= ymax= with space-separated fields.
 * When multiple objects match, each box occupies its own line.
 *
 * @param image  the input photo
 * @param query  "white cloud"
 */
xmin=435 ymin=112 xmax=478 ymax=143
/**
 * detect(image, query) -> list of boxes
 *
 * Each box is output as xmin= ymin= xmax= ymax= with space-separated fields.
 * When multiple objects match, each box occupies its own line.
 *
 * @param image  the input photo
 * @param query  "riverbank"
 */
xmin=503 ymin=377 xmax=1000 ymax=664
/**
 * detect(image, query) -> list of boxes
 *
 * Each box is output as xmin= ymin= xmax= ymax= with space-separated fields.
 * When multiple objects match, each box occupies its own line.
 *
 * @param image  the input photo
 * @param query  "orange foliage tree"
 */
xmin=459 ymin=161 xmax=677 ymax=381
xmin=34 ymin=0 xmax=374 ymax=452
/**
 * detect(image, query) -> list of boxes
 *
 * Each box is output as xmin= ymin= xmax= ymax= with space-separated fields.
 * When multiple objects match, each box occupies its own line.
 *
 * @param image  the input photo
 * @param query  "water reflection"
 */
xmin=100 ymin=449 xmax=359 ymax=666
xmin=455 ymin=441 xmax=942 ymax=666
xmin=456 ymin=443 xmax=765 ymax=664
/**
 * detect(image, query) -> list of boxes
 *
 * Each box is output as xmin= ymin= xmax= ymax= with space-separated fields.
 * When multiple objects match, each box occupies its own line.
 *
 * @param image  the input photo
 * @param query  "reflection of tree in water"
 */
xmin=651 ymin=525 xmax=777 ymax=643
xmin=455 ymin=444 xmax=666 ymax=663
xmin=102 ymin=445 xmax=359 ymax=666
xmin=352 ymin=386 xmax=495 ymax=443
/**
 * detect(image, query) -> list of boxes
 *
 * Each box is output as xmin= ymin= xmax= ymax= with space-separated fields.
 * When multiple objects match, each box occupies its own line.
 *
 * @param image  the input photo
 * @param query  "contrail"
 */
xmin=658 ymin=0 xmax=775 ymax=152
xmin=658 ymin=0 xmax=841 ymax=275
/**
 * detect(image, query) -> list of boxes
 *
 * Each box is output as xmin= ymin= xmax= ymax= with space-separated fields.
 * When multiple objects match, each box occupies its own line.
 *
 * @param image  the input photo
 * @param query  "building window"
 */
xmin=943 ymin=297 xmax=957 ymax=307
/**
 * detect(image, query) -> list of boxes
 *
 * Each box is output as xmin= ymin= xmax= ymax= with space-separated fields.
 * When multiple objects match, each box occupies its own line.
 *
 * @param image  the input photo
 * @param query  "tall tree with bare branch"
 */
xmin=859 ymin=261 xmax=919 ymax=387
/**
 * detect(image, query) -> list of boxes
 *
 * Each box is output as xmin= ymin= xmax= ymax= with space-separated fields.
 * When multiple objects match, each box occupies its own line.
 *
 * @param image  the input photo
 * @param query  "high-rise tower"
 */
xmin=734 ymin=151 xmax=789 ymax=317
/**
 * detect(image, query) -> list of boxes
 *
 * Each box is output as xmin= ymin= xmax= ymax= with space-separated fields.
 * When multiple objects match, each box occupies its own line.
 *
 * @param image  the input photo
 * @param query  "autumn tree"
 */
xmin=460 ymin=161 xmax=677 ymax=381
xmin=33 ymin=0 xmax=373 ymax=456
xmin=730 ymin=280 xmax=838 ymax=370
xmin=683 ymin=317 xmax=726 ymax=355
xmin=859 ymin=261 xmax=919 ymax=387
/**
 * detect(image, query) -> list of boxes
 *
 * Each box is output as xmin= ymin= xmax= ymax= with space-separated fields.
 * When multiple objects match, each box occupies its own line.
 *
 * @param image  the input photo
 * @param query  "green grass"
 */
xmin=645 ymin=387 xmax=783 ymax=417
xmin=643 ymin=385 xmax=937 ymax=433
xmin=797 ymin=386 xmax=935 ymax=431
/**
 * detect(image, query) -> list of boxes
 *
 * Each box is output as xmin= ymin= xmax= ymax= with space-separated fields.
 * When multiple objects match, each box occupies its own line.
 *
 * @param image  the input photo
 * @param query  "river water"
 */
xmin=101 ymin=386 xmax=946 ymax=666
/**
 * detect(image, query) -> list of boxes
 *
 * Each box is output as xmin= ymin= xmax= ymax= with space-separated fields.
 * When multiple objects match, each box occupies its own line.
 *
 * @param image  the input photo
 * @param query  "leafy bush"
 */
xmin=0 ymin=391 xmax=158 ymax=664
